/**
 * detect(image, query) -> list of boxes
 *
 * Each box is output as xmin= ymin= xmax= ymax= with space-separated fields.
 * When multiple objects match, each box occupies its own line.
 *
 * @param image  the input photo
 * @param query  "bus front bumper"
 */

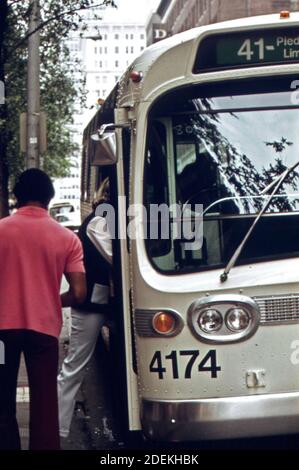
xmin=141 ymin=392 xmax=299 ymax=441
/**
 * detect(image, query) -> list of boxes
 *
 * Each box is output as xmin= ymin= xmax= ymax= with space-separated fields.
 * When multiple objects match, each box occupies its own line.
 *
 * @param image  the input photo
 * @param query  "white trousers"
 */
xmin=57 ymin=309 xmax=105 ymax=437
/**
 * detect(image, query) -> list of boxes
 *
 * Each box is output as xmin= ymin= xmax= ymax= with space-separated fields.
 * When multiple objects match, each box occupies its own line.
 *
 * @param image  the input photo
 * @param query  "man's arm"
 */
xmin=61 ymin=272 xmax=87 ymax=308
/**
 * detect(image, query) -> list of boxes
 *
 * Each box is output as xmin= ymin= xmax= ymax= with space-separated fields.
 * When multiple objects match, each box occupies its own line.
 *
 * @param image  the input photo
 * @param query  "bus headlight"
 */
xmin=187 ymin=294 xmax=260 ymax=344
xmin=226 ymin=308 xmax=250 ymax=331
xmin=198 ymin=309 xmax=223 ymax=333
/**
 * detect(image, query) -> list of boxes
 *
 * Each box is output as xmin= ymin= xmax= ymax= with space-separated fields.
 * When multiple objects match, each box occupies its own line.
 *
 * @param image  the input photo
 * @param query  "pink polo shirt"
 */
xmin=0 ymin=206 xmax=85 ymax=338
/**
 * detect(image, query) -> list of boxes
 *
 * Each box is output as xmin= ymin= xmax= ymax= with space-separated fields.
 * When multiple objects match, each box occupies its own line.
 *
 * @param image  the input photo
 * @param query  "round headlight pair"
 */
xmin=198 ymin=307 xmax=250 ymax=333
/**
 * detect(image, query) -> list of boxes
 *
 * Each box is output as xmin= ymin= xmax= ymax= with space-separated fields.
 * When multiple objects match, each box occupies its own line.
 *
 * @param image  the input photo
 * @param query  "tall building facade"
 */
xmin=82 ymin=13 xmax=146 ymax=111
xmin=53 ymin=8 xmax=146 ymax=213
xmin=147 ymin=0 xmax=299 ymax=44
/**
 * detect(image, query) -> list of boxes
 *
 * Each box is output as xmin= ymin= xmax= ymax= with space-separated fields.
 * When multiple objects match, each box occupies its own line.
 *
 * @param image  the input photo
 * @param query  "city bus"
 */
xmin=81 ymin=11 xmax=299 ymax=441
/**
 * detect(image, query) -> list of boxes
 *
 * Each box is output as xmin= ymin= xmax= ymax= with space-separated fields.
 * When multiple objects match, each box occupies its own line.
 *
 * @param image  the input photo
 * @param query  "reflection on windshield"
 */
xmin=175 ymin=108 xmax=299 ymax=214
xmin=145 ymin=76 xmax=299 ymax=274
xmin=203 ymin=194 xmax=299 ymax=216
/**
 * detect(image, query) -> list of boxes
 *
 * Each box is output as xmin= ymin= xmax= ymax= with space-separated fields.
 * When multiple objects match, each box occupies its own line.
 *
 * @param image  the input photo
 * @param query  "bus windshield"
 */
xmin=144 ymin=76 xmax=299 ymax=274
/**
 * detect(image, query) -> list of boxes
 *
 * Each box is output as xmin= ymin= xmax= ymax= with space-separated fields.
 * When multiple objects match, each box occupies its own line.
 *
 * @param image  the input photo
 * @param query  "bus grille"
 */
xmin=254 ymin=294 xmax=299 ymax=324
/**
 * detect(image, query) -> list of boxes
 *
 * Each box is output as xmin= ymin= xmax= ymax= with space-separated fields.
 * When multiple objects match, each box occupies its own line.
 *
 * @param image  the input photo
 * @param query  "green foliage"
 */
xmin=1 ymin=0 xmax=116 ymax=193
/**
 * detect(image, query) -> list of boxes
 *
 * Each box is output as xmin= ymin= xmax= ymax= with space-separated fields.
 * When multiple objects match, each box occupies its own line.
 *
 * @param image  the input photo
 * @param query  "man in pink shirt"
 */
xmin=0 ymin=169 xmax=86 ymax=450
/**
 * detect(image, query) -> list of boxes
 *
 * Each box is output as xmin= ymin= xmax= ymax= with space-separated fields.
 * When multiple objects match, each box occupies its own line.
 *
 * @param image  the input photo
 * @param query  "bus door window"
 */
xmin=144 ymin=120 xmax=173 ymax=268
xmin=122 ymin=128 xmax=131 ymax=203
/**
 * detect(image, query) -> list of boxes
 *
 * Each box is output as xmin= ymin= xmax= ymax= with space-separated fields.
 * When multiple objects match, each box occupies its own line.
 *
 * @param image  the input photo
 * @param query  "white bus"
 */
xmin=82 ymin=10 xmax=299 ymax=441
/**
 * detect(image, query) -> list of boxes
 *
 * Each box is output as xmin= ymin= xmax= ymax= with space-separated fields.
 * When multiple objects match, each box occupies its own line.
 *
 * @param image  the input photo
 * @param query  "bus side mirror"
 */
xmin=90 ymin=129 xmax=117 ymax=166
xmin=90 ymin=123 xmax=130 ymax=166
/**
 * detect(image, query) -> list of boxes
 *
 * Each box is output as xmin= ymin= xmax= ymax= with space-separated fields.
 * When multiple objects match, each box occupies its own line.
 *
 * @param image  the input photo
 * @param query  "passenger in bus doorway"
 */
xmin=0 ymin=169 xmax=86 ymax=450
xmin=57 ymin=177 xmax=113 ymax=439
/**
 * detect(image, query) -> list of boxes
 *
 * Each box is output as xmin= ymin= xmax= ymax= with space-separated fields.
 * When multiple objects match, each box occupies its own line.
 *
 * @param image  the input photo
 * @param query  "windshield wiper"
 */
xmin=259 ymin=168 xmax=289 ymax=195
xmin=220 ymin=159 xmax=299 ymax=283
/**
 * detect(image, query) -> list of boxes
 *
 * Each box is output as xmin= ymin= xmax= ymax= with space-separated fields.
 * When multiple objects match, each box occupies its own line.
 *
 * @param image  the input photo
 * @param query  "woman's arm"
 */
xmin=87 ymin=216 xmax=113 ymax=265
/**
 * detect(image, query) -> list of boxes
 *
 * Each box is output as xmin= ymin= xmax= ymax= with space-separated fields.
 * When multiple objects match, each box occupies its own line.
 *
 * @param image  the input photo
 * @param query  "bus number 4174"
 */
xmin=149 ymin=349 xmax=221 ymax=380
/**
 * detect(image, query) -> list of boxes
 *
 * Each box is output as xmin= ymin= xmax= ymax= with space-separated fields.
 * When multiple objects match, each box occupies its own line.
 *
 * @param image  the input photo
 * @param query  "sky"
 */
xmin=102 ymin=0 xmax=161 ymax=23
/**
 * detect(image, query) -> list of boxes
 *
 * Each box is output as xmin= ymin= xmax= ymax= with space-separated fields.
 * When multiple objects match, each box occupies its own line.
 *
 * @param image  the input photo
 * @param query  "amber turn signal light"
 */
xmin=280 ymin=10 xmax=290 ymax=19
xmin=152 ymin=311 xmax=176 ymax=335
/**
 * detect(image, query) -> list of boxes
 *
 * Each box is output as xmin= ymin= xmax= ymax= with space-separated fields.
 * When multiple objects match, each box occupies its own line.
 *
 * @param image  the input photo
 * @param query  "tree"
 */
xmin=0 ymin=0 xmax=116 ymax=218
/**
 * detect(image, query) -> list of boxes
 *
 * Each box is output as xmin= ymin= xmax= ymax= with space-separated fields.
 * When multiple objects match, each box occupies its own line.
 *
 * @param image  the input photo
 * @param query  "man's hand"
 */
xmin=61 ymin=272 xmax=87 ymax=308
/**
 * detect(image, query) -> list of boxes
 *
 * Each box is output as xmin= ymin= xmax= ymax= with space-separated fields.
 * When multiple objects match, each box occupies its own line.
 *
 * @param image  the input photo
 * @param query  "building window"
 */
xmin=126 ymin=46 xmax=129 ymax=53
xmin=103 ymin=76 xmax=107 ymax=83
xmin=115 ymin=60 xmax=119 ymax=67
xmin=130 ymin=34 xmax=134 ymax=39
xmin=99 ymin=61 xmax=102 ymax=68
xmin=95 ymin=76 xmax=100 ymax=83
xmin=94 ymin=46 xmax=97 ymax=54
xmin=140 ymin=34 xmax=144 ymax=39
xmin=115 ymin=46 xmax=119 ymax=53
xmin=125 ymin=33 xmax=129 ymax=39
xmin=104 ymin=47 xmax=107 ymax=54
xmin=131 ymin=46 xmax=134 ymax=53
xmin=115 ymin=33 xmax=119 ymax=39
xmin=140 ymin=46 xmax=144 ymax=51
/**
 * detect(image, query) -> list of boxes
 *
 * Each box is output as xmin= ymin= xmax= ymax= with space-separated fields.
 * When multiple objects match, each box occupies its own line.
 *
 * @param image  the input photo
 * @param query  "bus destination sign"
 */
xmin=193 ymin=27 xmax=299 ymax=72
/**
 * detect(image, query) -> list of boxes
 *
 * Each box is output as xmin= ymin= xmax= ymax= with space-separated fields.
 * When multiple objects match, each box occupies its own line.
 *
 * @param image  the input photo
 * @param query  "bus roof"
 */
xmin=84 ymin=11 xmax=299 ymax=132
xmin=116 ymin=11 xmax=299 ymax=106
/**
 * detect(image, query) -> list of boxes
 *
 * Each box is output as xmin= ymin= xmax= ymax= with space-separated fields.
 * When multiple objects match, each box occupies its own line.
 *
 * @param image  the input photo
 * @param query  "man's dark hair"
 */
xmin=13 ymin=169 xmax=55 ymax=207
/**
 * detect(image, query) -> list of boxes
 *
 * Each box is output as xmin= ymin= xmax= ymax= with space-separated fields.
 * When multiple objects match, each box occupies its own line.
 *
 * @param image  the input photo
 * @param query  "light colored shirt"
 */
xmin=86 ymin=216 xmax=113 ymax=265
xmin=0 ymin=206 xmax=85 ymax=338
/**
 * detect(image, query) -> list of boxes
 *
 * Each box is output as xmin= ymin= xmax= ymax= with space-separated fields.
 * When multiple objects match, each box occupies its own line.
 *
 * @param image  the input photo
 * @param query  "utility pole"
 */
xmin=26 ymin=0 xmax=40 ymax=168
